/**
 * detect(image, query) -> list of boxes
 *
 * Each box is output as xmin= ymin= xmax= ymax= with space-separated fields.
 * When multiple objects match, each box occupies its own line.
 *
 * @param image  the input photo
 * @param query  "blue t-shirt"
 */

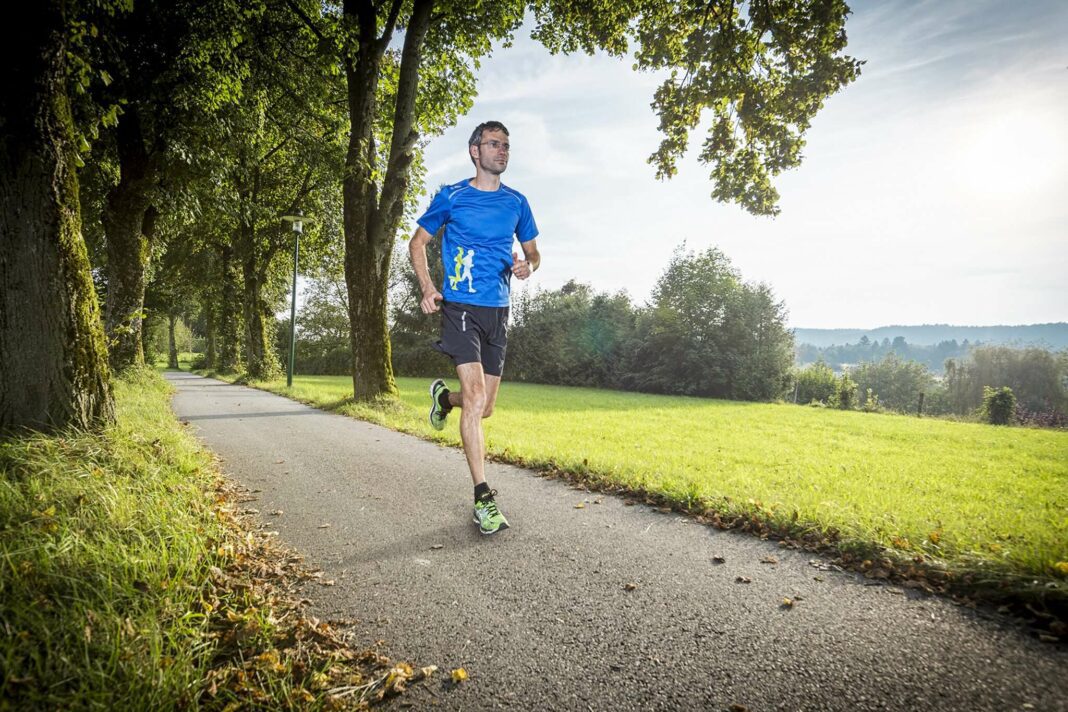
xmin=416 ymin=179 xmax=539 ymax=308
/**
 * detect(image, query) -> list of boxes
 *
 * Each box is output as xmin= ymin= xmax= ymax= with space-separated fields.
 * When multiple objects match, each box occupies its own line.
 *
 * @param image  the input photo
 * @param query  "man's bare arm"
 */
xmin=511 ymin=238 xmax=540 ymax=279
xmin=409 ymin=226 xmax=443 ymax=313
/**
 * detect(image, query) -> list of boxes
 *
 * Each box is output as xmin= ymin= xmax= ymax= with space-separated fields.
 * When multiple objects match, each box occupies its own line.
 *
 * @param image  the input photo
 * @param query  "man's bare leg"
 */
xmin=451 ymin=363 xmax=501 ymax=486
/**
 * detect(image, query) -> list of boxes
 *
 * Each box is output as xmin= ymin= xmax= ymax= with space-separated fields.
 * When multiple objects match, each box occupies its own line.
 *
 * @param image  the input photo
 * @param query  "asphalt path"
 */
xmin=167 ymin=372 xmax=1067 ymax=711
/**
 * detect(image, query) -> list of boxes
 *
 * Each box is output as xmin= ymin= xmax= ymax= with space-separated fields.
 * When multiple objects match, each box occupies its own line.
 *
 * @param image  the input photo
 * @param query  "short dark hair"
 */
xmin=468 ymin=121 xmax=509 ymax=165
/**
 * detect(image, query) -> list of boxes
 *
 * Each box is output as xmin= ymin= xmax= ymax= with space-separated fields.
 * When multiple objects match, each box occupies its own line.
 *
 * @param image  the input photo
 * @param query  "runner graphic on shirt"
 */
xmin=461 ymin=249 xmax=475 ymax=292
xmin=448 ymin=246 xmax=476 ymax=293
xmin=448 ymin=246 xmax=464 ymax=290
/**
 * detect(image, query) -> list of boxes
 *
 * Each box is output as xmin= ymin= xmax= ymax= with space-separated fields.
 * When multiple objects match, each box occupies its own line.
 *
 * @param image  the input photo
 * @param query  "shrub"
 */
xmin=981 ymin=386 xmax=1016 ymax=425
xmin=836 ymin=373 xmax=858 ymax=410
xmin=795 ymin=361 xmax=838 ymax=404
xmin=850 ymin=352 xmax=936 ymax=412
xmin=861 ymin=388 xmax=881 ymax=413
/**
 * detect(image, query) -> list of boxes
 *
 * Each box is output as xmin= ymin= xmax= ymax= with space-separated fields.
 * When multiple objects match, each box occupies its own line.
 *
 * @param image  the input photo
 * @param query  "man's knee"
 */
xmin=464 ymin=389 xmax=487 ymax=415
xmin=481 ymin=403 xmax=494 ymax=419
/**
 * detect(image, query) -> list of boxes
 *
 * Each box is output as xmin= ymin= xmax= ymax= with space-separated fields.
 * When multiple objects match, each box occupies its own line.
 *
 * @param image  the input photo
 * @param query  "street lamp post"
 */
xmin=280 ymin=210 xmax=312 ymax=388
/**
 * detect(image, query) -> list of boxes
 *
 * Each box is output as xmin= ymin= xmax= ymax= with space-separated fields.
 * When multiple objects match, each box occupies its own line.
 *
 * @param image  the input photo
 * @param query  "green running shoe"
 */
xmin=473 ymin=490 xmax=509 ymax=535
xmin=429 ymin=379 xmax=449 ymax=431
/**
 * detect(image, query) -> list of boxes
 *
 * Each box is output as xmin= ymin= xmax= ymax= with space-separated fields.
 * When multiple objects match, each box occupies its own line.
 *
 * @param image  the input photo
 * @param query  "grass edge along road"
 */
xmin=0 ymin=368 xmax=434 ymax=709
xmin=201 ymin=370 xmax=1068 ymax=609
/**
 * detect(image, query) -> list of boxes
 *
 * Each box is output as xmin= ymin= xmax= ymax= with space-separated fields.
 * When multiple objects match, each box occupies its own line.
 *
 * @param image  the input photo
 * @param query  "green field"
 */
xmin=201 ymin=372 xmax=1068 ymax=589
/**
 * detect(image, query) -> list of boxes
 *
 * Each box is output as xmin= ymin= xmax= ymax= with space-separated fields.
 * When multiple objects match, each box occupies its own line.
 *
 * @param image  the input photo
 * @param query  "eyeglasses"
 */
xmin=479 ymin=140 xmax=510 ymax=152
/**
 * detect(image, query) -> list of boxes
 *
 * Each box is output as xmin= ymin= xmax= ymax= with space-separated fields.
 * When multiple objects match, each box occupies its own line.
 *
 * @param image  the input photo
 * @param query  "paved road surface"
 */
xmin=167 ymin=372 xmax=1066 ymax=711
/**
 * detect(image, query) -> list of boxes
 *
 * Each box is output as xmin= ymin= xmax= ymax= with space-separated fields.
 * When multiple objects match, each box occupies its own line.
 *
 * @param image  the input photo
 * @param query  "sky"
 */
xmin=413 ymin=0 xmax=1068 ymax=329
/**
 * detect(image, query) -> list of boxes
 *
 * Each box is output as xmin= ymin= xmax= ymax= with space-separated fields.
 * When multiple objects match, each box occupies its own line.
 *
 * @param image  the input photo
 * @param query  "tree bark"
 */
xmin=0 ymin=0 xmax=115 ymax=433
xmin=203 ymin=294 xmax=217 ymax=368
xmin=342 ymin=0 xmax=432 ymax=401
xmin=241 ymin=244 xmax=280 ymax=380
xmin=216 ymin=242 xmax=243 ymax=372
xmin=167 ymin=312 xmax=179 ymax=369
xmin=103 ymin=107 xmax=157 ymax=372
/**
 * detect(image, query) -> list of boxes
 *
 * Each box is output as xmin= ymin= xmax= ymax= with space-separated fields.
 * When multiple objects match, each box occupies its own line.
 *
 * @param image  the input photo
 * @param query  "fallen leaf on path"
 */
xmin=623 ymin=583 xmax=638 ymax=591
xmin=814 ymin=576 xmax=825 ymax=582
xmin=451 ymin=668 xmax=468 ymax=683
xmin=657 ymin=507 xmax=672 ymax=514
xmin=270 ymin=510 xmax=283 ymax=516
xmin=593 ymin=499 xmax=602 ymax=505
xmin=760 ymin=556 xmax=778 ymax=565
xmin=712 ymin=556 xmax=726 ymax=565
xmin=413 ymin=665 xmax=437 ymax=681
xmin=574 ymin=502 xmax=586 ymax=509
xmin=275 ymin=460 xmax=285 ymax=464
xmin=781 ymin=597 xmax=794 ymax=608
xmin=318 ymin=524 xmax=331 ymax=529
xmin=430 ymin=544 xmax=444 ymax=550
xmin=320 ymin=580 xmax=336 ymax=587
xmin=729 ymin=704 xmax=749 ymax=712
xmin=735 ymin=576 xmax=751 ymax=584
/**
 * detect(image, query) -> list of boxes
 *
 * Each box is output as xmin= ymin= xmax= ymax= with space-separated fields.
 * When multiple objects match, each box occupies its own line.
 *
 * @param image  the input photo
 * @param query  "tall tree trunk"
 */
xmin=342 ymin=0 xmax=431 ymax=401
xmin=241 ymin=269 xmax=280 ymax=380
xmin=103 ymin=109 xmax=157 ymax=371
xmin=0 ymin=0 xmax=114 ymax=433
xmin=217 ymin=243 xmax=243 ymax=372
xmin=238 ymin=223 xmax=280 ymax=380
xmin=167 ymin=312 xmax=179 ymax=369
xmin=141 ymin=310 xmax=155 ymax=364
xmin=204 ymin=297 xmax=217 ymax=368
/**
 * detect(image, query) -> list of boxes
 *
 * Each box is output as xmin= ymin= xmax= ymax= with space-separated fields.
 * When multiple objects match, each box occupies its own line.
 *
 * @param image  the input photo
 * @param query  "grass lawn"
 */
xmin=211 ymin=372 xmax=1068 ymax=592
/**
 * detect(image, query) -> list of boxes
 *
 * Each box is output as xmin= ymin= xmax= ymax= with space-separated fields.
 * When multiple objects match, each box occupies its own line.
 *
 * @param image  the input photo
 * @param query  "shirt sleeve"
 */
xmin=417 ymin=187 xmax=451 ymax=236
xmin=515 ymin=194 xmax=539 ymax=243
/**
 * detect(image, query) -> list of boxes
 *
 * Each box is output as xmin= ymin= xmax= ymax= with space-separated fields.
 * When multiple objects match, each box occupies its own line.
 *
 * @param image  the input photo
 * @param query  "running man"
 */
xmin=408 ymin=120 xmax=540 ymax=535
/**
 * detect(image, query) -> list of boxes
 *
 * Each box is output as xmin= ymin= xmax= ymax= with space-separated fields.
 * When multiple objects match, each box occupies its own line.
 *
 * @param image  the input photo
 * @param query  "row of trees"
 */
xmin=277 ymin=233 xmax=1068 ymax=427
xmin=509 ymin=248 xmax=795 ymax=400
xmin=291 ymin=242 xmax=1068 ymax=427
xmin=794 ymin=346 xmax=1068 ymax=424
xmin=3 ymin=0 xmax=862 ymax=434
xmin=303 ymin=245 xmax=796 ymax=401
xmin=796 ymin=337 xmax=978 ymax=374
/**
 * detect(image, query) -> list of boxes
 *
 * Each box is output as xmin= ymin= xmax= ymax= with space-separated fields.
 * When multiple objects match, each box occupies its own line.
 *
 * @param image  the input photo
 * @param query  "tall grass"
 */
xmin=232 ymin=374 xmax=1068 ymax=592
xmin=0 ymin=369 xmax=231 ymax=707
xmin=0 ymin=369 xmax=424 ymax=709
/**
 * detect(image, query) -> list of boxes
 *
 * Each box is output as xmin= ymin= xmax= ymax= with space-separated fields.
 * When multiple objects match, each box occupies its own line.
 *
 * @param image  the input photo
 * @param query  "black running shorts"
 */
xmin=433 ymin=301 xmax=509 ymax=377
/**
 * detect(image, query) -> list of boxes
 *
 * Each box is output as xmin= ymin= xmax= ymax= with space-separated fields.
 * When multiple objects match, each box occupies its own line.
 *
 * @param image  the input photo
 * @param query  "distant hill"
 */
xmin=793 ymin=323 xmax=1068 ymax=349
